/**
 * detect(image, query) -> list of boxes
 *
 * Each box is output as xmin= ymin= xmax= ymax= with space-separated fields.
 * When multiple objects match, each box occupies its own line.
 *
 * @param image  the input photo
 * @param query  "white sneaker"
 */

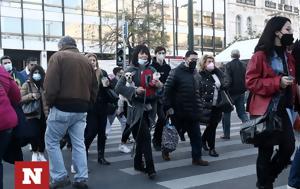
xmin=38 ymin=153 xmax=47 ymax=161
xmin=119 ymin=144 xmax=131 ymax=153
xmin=31 ymin=152 xmax=38 ymax=161
xmin=71 ymin=165 xmax=76 ymax=174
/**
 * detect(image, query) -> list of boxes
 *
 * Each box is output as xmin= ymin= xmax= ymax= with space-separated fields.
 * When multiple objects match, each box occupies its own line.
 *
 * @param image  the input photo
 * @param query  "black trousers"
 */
xmin=0 ymin=129 xmax=12 ymax=189
xmin=132 ymin=111 xmax=155 ymax=173
xmin=28 ymin=118 xmax=46 ymax=152
xmin=84 ymin=111 xmax=107 ymax=157
xmin=152 ymin=100 xmax=166 ymax=146
xmin=256 ymin=111 xmax=295 ymax=188
xmin=121 ymin=123 xmax=131 ymax=144
xmin=172 ymin=116 xmax=203 ymax=160
xmin=202 ymin=107 xmax=223 ymax=149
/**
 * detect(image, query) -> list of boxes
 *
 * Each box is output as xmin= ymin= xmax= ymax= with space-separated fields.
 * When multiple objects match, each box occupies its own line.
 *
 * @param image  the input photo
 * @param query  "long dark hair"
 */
xmin=131 ymin=45 xmax=151 ymax=67
xmin=255 ymin=16 xmax=291 ymax=59
xmin=29 ymin=65 xmax=45 ymax=88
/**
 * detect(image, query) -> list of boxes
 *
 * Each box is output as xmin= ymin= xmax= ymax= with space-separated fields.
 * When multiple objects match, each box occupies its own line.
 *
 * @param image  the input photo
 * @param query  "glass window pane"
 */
xmin=44 ymin=0 xmax=62 ymax=6
xmin=2 ymin=34 xmax=22 ymax=49
xmin=1 ymin=1 xmax=21 ymax=8
xmin=24 ymin=36 xmax=43 ymax=50
xmin=24 ymin=19 xmax=43 ymax=35
xmin=64 ymin=0 xmax=81 ymax=9
xmin=83 ymin=0 xmax=98 ymax=11
xmin=45 ymin=21 xmax=62 ymax=37
xmin=23 ymin=2 xmax=42 ymax=10
xmin=1 ymin=17 xmax=21 ymax=33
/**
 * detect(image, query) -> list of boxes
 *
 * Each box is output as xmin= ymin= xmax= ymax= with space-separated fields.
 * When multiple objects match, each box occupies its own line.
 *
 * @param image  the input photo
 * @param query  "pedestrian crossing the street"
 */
xmin=83 ymin=121 xmax=291 ymax=189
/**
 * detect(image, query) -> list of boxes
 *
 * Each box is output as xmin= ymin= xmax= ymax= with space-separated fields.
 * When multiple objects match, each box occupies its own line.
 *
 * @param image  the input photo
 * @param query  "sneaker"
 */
xmin=32 ymin=152 xmax=38 ymax=161
xmin=50 ymin=177 xmax=71 ymax=189
xmin=119 ymin=144 xmax=131 ymax=153
xmin=71 ymin=164 xmax=76 ymax=174
xmin=72 ymin=181 xmax=88 ymax=189
xmin=38 ymin=153 xmax=47 ymax=161
xmin=127 ymin=137 xmax=134 ymax=144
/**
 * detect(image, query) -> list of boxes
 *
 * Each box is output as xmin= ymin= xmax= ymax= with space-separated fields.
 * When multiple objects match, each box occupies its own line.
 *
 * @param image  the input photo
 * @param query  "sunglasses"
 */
xmin=157 ymin=52 xmax=166 ymax=55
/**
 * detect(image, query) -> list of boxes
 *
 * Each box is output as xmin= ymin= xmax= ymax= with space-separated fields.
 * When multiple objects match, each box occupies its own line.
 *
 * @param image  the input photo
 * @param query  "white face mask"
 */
xmin=3 ymin=63 xmax=13 ymax=72
xmin=32 ymin=73 xmax=41 ymax=81
xmin=138 ymin=59 xmax=147 ymax=65
xmin=206 ymin=62 xmax=215 ymax=71
xmin=157 ymin=54 xmax=165 ymax=61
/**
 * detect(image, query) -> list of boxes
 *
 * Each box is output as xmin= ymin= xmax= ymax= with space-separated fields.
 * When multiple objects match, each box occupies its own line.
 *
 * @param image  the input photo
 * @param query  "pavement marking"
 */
xmin=274 ymin=186 xmax=287 ymax=189
xmin=91 ymin=125 xmax=243 ymax=146
xmin=120 ymin=148 xmax=257 ymax=175
xmin=156 ymin=164 xmax=256 ymax=189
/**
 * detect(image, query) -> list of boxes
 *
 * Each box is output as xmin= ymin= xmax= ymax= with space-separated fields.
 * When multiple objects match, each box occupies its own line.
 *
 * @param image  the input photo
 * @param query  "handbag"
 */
xmin=240 ymin=111 xmax=282 ymax=144
xmin=216 ymin=90 xmax=234 ymax=112
xmin=161 ymin=119 xmax=179 ymax=153
xmin=105 ymin=88 xmax=119 ymax=103
xmin=21 ymin=82 xmax=40 ymax=115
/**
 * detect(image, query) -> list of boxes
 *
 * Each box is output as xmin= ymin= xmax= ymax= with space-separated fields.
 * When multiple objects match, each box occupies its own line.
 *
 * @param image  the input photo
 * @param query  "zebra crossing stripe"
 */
xmin=89 ymin=138 xmax=245 ymax=162
xmin=274 ymin=186 xmax=287 ymax=189
xmin=157 ymin=164 xmax=256 ymax=189
xmin=108 ymin=124 xmax=242 ymax=135
xmin=120 ymin=148 xmax=257 ymax=175
xmin=93 ymin=128 xmax=244 ymax=146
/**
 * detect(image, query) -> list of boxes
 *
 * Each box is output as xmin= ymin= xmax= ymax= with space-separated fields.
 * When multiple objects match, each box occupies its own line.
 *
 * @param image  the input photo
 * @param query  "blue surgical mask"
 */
xmin=3 ymin=63 xmax=12 ymax=72
xmin=138 ymin=59 xmax=147 ymax=65
xmin=32 ymin=73 xmax=41 ymax=81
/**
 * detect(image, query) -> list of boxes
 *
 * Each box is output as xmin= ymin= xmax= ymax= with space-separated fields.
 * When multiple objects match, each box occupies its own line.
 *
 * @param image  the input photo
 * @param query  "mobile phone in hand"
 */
xmin=287 ymin=76 xmax=295 ymax=81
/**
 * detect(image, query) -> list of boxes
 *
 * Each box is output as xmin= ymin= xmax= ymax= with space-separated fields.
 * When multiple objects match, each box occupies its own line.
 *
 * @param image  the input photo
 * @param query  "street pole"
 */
xmin=122 ymin=0 xmax=127 ymax=70
xmin=188 ymin=0 xmax=194 ymax=51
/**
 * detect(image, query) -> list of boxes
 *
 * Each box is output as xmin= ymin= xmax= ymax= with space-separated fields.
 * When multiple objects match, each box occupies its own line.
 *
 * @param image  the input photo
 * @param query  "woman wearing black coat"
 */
xmin=199 ymin=54 xmax=226 ymax=157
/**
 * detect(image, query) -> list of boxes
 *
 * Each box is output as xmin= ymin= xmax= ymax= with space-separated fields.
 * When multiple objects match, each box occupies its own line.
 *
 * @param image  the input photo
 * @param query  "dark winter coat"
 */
xmin=151 ymin=58 xmax=171 ymax=84
xmin=224 ymin=58 xmax=247 ymax=96
xmin=198 ymin=68 xmax=226 ymax=123
xmin=164 ymin=62 xmax=202 ymax=121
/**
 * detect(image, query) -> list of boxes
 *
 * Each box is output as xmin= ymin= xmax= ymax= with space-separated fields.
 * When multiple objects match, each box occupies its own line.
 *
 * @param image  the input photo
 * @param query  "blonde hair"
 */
xmin=85 ymin=53 xmax=99 ymax=69
xmin=198 ymin=54 xmax=215 ymax=71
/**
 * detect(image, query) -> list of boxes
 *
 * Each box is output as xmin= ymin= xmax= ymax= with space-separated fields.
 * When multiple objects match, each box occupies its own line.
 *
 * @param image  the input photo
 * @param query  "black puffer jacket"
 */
xmin=164 ymin=62 xmax=202 ymax=121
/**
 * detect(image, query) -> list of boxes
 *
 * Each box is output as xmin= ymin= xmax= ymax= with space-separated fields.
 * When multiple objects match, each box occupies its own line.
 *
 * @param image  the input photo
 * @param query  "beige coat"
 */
xmin=21 ymin=81 xmax=49 ymax=119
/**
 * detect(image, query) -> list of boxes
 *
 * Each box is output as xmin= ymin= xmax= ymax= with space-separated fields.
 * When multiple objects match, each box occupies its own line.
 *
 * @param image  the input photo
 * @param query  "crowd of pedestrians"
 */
xmin=0 ymin=15 xmax=300 ymax=189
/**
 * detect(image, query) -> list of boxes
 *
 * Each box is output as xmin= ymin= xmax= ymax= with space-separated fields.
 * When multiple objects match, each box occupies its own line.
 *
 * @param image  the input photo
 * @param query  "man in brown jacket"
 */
xmin=44 ymin=36 xmax=98 ymax=189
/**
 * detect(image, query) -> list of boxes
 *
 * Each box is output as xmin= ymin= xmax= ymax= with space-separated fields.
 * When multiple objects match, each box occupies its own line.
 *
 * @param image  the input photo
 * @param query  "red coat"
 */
xmin=246 ymin=51 xmax=296 ymax=116
xmin=0 ymin=66 xmax=21 ymax=131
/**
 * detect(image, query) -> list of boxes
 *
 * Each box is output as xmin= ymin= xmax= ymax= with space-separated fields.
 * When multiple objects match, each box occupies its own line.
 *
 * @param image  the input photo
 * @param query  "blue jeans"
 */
xmin=45 ymin=107 xmax=88 ymax=183
xmin=0 ymin=129 xmax=12 ymax=189
xmin=222 ymin=93 xmax=249 ymax=138
xmin=288 ymin=147 xmax=300 ymax=188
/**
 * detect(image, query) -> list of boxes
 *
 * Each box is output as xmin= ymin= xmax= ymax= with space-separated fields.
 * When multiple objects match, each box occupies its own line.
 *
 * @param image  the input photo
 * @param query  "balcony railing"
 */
xmin=294 ymin=7 xmax=299 ymax=14
xmin=236 ymin=0 xmax=255 ymax=6
xmin=284 ymin=4 xmax=293 ymax=12
xmin=265 ymin=1 xmax=276 ymax=9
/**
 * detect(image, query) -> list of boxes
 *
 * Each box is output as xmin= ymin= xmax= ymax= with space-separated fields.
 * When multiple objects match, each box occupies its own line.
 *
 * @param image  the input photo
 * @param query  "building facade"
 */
xmin=1 ymin=0 xmax=298 ymax=70
xmin=226 ymin=0 xmax=300 ymax=46
xmin=0 ymin=0 xmax=226 ymax=69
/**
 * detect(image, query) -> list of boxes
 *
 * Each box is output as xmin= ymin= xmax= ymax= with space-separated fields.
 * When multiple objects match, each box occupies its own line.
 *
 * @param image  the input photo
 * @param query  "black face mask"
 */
xmin=188 ymin=61 xmax=197 ymax=71
xmin=280 ymin=33 xmax=294 ymax=46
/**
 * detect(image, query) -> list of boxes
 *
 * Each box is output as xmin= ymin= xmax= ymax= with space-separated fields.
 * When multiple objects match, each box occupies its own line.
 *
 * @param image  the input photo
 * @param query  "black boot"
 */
xmin=145 ymin=161 xmax=156 ymax=179
xmin=134 ymin=154 xmax=146 ymax=172
xmin=97 ymin=135 xmax=110 ymax=165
